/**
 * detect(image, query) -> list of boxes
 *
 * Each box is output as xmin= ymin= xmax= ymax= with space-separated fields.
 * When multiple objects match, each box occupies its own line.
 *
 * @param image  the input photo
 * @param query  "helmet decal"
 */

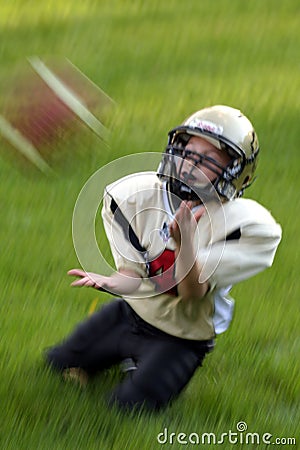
xmin=188 ymin=118 xmax=223 ymax=135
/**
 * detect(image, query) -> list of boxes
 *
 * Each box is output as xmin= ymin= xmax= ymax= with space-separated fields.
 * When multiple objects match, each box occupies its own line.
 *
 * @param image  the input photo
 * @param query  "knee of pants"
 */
xmin=109 ymin=380 xmax=164 ymax=412
xmin=109 ymin=372 xmax=179 ymax=412
xmin=109 ymin=347 xmax=206 ymax=411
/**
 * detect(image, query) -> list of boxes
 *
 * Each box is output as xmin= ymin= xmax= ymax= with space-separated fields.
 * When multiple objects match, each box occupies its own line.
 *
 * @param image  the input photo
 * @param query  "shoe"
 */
xmin=62 ymin=367 xmax=89 ymax=388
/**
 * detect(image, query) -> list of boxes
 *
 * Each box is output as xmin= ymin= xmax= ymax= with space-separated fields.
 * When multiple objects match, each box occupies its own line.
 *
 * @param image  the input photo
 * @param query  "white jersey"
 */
xmin=102 ymin=172 xmax=281 ymax=340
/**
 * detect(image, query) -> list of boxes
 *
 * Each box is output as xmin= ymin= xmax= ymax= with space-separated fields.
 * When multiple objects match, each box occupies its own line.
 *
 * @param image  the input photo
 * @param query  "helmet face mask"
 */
xmin=158 ymin=105 xmax=259 ymax=202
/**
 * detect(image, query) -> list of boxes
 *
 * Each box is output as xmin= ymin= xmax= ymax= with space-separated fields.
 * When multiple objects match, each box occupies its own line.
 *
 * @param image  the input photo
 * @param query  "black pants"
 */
xmin=45 ymin=299 xmax=214 ymax=411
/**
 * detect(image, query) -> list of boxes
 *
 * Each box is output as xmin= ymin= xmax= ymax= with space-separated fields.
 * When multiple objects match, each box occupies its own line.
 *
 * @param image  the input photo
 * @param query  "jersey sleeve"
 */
xmin=198 ymin=215 xmax=282 ymax=289
xmin=101 ymin=189 xmax=147 ymax=278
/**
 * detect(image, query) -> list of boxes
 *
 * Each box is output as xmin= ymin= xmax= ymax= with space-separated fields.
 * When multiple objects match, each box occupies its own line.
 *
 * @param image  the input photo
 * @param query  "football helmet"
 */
xmin=157 ymin=105 xmax=259 ymax=201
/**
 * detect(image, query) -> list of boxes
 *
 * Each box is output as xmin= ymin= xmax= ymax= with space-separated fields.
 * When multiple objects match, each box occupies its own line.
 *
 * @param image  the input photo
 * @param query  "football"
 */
xmin=0 ymin=57 xmax=114 ymax=173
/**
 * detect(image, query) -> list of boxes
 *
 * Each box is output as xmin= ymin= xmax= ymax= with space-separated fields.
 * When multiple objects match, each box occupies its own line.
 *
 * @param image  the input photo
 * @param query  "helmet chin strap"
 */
xmin=169 ymin=178 xmax=220 ymax=204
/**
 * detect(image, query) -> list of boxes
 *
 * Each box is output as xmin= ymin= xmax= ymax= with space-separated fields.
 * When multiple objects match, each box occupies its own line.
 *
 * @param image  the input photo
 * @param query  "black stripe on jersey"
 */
xmin=226 ymin=228 xmax=241 ymax=241
xmin=110 ymin=197 xmax=147 ymax=253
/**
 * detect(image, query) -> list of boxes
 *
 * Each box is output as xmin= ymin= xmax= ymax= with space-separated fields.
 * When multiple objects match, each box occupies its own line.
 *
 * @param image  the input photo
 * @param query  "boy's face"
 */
xmin=177 ymin=136 xmax=232 ymax=185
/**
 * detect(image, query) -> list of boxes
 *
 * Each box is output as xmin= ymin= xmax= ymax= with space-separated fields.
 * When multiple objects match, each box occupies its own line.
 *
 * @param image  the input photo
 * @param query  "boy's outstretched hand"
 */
xmin=68 ymin=268 xmax=142 ymax=295
xmin=68 ymin=269 xmax=111 ymax=291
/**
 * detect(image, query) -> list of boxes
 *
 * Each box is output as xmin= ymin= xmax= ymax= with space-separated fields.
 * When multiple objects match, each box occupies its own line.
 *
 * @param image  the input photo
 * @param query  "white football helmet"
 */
xmin=158 ymin=105 xmax=259 ymax=201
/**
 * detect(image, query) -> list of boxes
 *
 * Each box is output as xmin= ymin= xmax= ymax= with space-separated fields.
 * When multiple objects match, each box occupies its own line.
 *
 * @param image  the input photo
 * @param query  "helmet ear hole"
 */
xmin=243 ymin=176 xmax=250 ymax=186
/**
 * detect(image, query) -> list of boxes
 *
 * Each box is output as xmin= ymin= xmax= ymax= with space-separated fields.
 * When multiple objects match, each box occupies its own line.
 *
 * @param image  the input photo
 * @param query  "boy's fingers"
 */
xmin=84 ymin=279 xmax=96 ymax=287
xmin=71 ymin=277 xmax=88 ymax=287
xmin=68 ymin=269 xmax=86 ymax=277
xmin=194 ymin=206 xmax=206 ymax=222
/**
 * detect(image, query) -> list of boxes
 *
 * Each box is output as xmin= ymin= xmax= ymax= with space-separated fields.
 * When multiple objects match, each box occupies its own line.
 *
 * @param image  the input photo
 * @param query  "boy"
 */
xmin=46 ymin=105 xmax=281 ymax=410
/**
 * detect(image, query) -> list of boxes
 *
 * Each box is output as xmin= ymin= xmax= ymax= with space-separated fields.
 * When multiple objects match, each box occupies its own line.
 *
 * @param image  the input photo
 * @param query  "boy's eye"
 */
xmin=184 ymin=150 xmax=200 ymax=164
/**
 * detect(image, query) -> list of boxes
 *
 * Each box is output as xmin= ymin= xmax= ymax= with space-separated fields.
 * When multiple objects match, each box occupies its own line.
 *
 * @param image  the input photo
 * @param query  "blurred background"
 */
xmin=0 ymin=1 xmax=299 ymax=448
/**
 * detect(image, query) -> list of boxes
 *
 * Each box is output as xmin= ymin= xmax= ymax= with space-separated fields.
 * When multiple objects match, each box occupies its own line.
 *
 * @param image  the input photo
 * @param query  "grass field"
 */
xmin=0 ymin=1 xmax=299 ymax=449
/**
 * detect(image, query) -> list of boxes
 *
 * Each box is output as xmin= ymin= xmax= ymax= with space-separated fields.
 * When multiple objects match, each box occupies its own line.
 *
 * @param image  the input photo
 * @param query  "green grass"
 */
xmin=0 ymin=0 xmax=299 ymax=448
